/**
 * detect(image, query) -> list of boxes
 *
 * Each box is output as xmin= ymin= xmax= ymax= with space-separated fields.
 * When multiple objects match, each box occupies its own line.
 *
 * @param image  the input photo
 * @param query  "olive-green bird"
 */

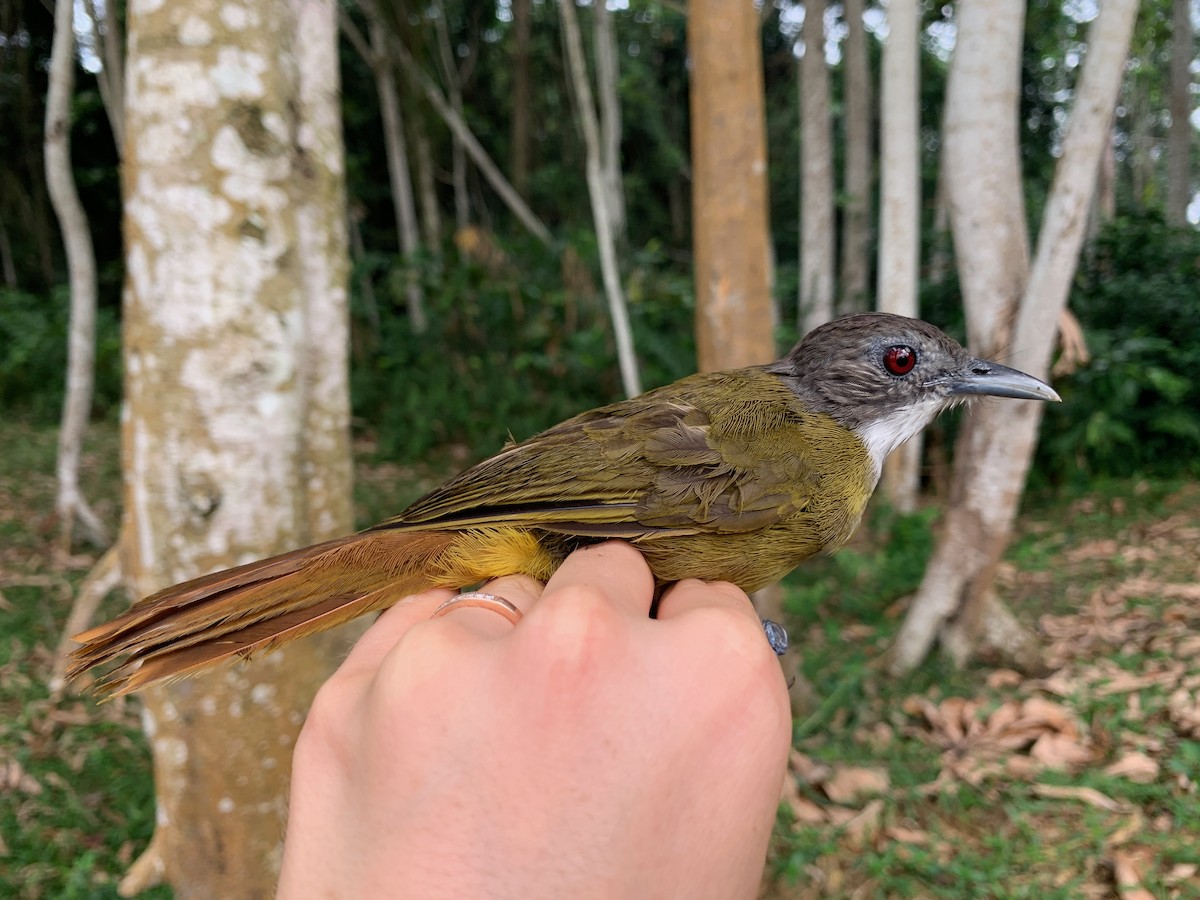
xmin=71 ymin=313 xmax=1059 ymax=694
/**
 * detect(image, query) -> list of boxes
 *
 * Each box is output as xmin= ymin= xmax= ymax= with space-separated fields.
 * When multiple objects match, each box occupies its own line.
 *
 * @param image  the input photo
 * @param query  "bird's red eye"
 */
xmin=884 ymin=345 xmax=916 ymax=376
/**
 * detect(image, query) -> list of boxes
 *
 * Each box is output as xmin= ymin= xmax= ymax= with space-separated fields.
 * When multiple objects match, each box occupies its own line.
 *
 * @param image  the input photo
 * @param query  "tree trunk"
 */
xmin=1167 ymin=0 xmax=1192 ymax=226
xmin=876 ymin=0 xmax=922 ymax=513
xmin=1087 ymin=120 xmax=1117 ymax=242
xmin=688 ymin=0 xmax=775 ymax=371
xmin=838 ymin=0 xmax=871 ymax=316
xmin=117 ymin=0 xmax=361 ymax=893
xmin=81 ymin=0 xmax=125 ymax=155
xmin=44 ymin=0 xmax=108 ymax=550
xmin=1128 ymin=78 xmax=1155 ymax=210
xmin=433 ymin=0 xmax=471 ymax=230
xmin=559 ymin=0 xmax=640 ymax=397
xmin=799 ymin=0 xmax=835 ymax=334
xmin=510 ymin=0 xmax=533 ymax=197
xmin=0 ymin=214 xmax=16 ymax=288
xmin=889 ymin=0 xmax=1140 ymax=675
xmin=369 ymin=19 xmax=427 ymax=334
xmin=411 ymin=115 xmax=443 ymax=267
xmin=368 ymin=19 xmax=552 ymax=246
xmin=593 ymin=0 xmax=626 ymax=239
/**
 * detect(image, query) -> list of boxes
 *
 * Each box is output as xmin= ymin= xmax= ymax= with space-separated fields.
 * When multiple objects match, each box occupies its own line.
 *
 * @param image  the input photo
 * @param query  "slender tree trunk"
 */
xmin=510 ymin=0 xmax=533 ymax=197
xmin=0 ymin=214 xmax=16 ymax=287
xmin=412 ymin=116 xmax=443 ymax=267
xmin=688 ymin=0 xmax=775 ymax=371
xmin=799 ymin=0 xmax=835 ymax=334
xmin=560 ymin=0 xmax=640 ymax=397
xmin=81 ymin=0 xmax=125 ymax=155
xmin=928 ymin=137 xmax=952 ymax=284
xmin=1128 ymin=78 xmax=1155 ymax=210
xmin=1087 ymin=121 xmax=1117 ymax=242
xmin=369 ymin=19 xmax=427 ymax=333
xmin=839 ymin=0 xmax=871 ymax=316
xmin=593 ymin=0 xmax=626 ymax=239
xmin=357 ymin=17 xmax=552 ymax=245
xmin=45 ymin=0 xmax=108 ymax=550
xmin=889 ymin=0 xmax=1139 ymax=675
xmin=116 ymin=0 xmax=361 ymax=893
xmin=1167 ymin=0 xmax=1192 ymax=226
xmin=876 ymin=0 xmax=922 ymax=512
xmin=433 ymin=0 xmax=470 ymax=230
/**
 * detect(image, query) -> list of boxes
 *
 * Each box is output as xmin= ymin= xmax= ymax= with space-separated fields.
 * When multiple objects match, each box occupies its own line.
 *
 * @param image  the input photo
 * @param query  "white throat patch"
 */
xmin=853 ymin=396 xmax=947 ymax=484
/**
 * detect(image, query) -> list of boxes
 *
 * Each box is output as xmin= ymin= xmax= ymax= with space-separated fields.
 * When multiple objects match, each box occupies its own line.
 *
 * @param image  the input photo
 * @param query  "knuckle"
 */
xmin=520 ymin=584 xmax=625 ymax=679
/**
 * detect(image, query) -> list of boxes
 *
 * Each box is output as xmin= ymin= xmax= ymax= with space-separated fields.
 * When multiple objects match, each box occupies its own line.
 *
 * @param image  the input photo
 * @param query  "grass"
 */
xmin=2 ymin=418 xmax=1198 ymax=897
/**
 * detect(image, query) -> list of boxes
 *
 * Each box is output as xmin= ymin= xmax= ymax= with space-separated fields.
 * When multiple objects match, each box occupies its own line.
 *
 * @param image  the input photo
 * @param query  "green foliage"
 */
xmin=785 ymin=504 xmax=939 ymax=629
xmin=350 ymin=238 xmax=696 ymax=459
xmin=0 ymin=288 xmax=123 ymax=422
xmin=1035 ymin=213 xmax=1200 ymax=485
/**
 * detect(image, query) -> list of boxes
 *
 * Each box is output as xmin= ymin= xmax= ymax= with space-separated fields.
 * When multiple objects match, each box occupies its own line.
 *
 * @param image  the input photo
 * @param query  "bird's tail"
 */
xmin=69 ymin=527 xmax=553 ymax=696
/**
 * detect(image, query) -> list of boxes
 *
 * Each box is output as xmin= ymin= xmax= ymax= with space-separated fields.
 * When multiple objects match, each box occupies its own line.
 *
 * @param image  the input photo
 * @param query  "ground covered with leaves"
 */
xmin=769 ymin=481 xmax=1200 ymax=898
xmin=1 ymin=420 xmax=1197 ymax=898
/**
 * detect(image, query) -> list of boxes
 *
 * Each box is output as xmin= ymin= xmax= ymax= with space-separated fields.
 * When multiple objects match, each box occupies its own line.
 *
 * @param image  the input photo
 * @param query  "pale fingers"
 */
xmin=432 ymin=574 xmax=545 ymax=638
xmin=335 ymin=587 xmax=456 ymax=682
xmin=655 ymin=577 xmax=757 ymax=623
xmin=540 ymin=540 xmax=656 ymax=618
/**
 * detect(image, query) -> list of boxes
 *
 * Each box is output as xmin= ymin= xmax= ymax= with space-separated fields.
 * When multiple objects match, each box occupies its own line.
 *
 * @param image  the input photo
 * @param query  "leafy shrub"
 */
xmin=1035 ymin=213 xmax=1200 ymax=484
xmin=350 ymin=237 xmax=698 ymax=460
xmin=0 ymin=287 xmax=122 ymax=422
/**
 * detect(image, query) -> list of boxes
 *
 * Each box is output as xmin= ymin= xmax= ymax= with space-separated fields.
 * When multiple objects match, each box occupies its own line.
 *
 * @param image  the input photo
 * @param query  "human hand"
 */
xmin=277 ymin=541 xmax=792 ymax=900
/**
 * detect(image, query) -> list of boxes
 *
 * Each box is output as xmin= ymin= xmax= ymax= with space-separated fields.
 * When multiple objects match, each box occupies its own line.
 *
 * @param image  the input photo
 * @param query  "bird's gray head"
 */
xmin=770 ymin=312 xmax=1060 ymax=471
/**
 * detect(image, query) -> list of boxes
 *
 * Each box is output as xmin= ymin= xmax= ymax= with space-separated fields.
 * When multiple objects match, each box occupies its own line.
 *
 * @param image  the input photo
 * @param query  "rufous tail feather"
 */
xmin=69 ymin=528 xmax=556 ymax=696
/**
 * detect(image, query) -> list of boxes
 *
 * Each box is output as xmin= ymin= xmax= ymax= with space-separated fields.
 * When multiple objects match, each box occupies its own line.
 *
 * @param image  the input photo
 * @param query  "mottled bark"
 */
xmin=876 ymin=0 xmax=921 ymax=512
xmin=118 ymin=0 xmax=359 ymax=893
xmin=890 ymin=0 xmax=1139 ymax=674
xmin=560 ymin=0 xmax=640 ymax=397
xmin=689 ymin=0 xmax=775 ymax=371
xmin=45 ymin=0 xmax=107 ymax=550
xmin=838 ymin=0 xmax=871 ymax=316
xmin=799 ymin=0 xmax=834 ymax=334
xmin=1167 ymin=0 xmax=1192 ymax=227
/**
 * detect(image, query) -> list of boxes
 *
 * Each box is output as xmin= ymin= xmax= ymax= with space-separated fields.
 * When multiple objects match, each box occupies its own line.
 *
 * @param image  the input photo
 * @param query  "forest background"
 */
xmin=2 ymin=0 xmax=1200 ymax=896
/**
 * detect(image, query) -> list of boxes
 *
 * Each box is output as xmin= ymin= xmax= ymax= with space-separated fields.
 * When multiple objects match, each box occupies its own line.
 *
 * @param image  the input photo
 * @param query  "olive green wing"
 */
xmin=374 ymin=370 xmax=824 ymax=540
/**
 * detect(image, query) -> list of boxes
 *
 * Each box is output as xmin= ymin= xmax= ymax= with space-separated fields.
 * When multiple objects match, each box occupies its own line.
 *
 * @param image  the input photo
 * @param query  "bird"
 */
xmin=70 ymin=313 xmax=1059 ymax=694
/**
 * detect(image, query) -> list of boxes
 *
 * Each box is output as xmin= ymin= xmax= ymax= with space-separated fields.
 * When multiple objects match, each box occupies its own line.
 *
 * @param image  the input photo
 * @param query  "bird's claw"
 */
xmin=761 ymin=618 xmax=788 ymax=656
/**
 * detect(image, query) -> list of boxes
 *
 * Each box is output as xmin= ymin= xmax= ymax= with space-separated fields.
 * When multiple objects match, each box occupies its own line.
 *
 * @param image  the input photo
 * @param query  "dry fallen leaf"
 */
xmin=0 ymin=757 xmax=42 ymax=795
xmin=1032 ymin=783 xmax=1126 ymax=812
xmin=885 ymin=825 xmax=929 ymax=844
xmin=1168 ymin=687 xmax=1200 ymax=738
xmin=789 ymin=750 xmax=832 ymax=785
xmin=985 ymin=669 xmax=1024 ymax=689
xmin=1105 ymin=812 xmax=1145 ymax=849
xmin=1110 ymin=847 xmax=1155 ymax=900
xmin=823 ymin=766 xmax=890 ymax=805
xmin=842 ymin=799 xmax=884 ymax=850
xmin=1103 ymin=751 xmax=1159 ymax=784
xmin=1030 ymin=732 xmax=1094 ymax=769
xmin=1165 ymin=862 xmax=1198 ymax=886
